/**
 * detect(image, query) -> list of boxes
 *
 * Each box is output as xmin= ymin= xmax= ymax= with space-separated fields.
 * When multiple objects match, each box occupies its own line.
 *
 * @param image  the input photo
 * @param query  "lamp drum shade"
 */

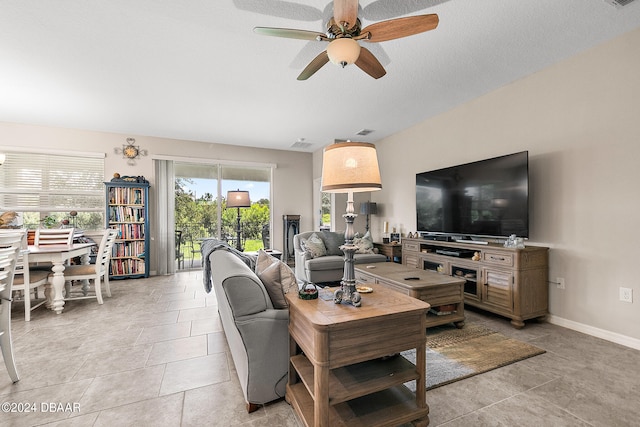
xmin=321 ymin=142 xmax=382 ymax=193
xmin=227 ymin=190 xmax=251 ymax=208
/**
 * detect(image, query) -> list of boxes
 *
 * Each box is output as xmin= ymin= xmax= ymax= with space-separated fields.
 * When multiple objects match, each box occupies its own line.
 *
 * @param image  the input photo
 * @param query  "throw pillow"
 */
xmin=255 ymin=249 xmax=297 ymax=309
xmin=353 ymin=230 xmax=374 ymax=254
xmin=320 ymin=231 xmax=345 ymax=256
xmin=301 ymin=232 xmax=327 ymax=258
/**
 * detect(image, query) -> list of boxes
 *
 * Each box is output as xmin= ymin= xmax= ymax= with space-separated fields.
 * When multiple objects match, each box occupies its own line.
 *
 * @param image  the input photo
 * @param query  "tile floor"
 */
xmin=1 ymin=270 xmax=639 ymax=426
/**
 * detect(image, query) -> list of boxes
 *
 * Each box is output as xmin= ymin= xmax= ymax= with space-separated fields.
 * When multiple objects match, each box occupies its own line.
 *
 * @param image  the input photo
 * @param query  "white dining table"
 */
xmin=27 ymin=242 xmax=95 ymax=315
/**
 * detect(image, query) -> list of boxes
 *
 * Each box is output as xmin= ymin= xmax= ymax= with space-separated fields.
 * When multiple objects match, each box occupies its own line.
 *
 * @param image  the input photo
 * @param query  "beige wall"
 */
xmin=357 ymin=27 xmax=640 ymax=344
xmin=0 ymin=122 xmax=315 ymax=271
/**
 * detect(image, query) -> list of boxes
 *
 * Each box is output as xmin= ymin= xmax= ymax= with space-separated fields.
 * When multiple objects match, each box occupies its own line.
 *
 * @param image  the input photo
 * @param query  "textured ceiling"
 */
xmin=1 ymin=0 xmax=639 ymax=153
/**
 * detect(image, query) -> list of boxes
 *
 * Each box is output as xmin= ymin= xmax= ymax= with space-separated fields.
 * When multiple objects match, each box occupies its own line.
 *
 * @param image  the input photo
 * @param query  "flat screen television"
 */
xmin=416 ymin=151 xmax=529 ymax=239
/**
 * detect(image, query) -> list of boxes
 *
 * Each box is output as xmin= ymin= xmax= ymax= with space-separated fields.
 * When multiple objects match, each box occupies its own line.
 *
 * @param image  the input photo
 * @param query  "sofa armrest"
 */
xmin=235 ymin=310 xmax=290 ymax=403
xmin=222 ymin=275 xmax=271 ymax=317
xmin=294 ymin=249 xmax=311 ymax=282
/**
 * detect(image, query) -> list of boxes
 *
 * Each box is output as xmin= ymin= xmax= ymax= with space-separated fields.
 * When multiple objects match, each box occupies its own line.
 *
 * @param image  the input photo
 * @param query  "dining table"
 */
xmin=27 ymin=242 xmax=95 ymax=314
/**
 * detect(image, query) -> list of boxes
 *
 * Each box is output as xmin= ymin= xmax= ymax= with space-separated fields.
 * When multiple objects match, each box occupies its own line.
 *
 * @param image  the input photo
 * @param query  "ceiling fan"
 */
xmin=253 ymin=0 xmax=439 ymax=80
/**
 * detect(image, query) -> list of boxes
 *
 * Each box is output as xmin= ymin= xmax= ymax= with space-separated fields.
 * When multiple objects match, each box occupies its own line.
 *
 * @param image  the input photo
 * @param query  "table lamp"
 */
xmin=359 ymin=201 xmax=377 ymax=232
xmin=321 ymin=141 xmax=382 ymax=306
xmin=226 ymin=189 xmax=251 ymax=251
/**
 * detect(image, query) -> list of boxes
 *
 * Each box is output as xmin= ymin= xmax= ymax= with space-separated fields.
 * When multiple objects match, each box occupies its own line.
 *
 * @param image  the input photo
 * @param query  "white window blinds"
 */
xmin=0 ymin=152 xmax=105 ymax=212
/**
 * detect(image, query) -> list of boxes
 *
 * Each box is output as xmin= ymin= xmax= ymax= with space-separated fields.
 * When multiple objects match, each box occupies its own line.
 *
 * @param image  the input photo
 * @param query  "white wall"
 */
xmin=0 ymin=122 xmax=315 ymax=272
xmin=361 ymin=27 xmax=640 ymax=343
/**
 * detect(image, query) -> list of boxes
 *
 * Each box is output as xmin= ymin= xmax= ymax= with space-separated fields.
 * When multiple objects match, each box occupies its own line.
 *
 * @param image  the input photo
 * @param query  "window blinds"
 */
xmin=0 ymin=152 xmax=105 ymax=212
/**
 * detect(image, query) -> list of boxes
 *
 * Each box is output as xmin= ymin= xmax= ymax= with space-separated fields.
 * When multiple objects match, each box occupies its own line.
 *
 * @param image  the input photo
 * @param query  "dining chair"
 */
xmin=30 ymin=228 xmax=76 ymax=271
xmin=0 ymin=230 xmax=49 ymax=321
xmin=34 ymin=228 xmax=75 ymax=246
xmin=184 ymin=238 xmax=199 ymax=268
xmin=0 ymin=232 xmax=23 ymax=383
xmin=61 ymin=229 xmax=118 ymax=304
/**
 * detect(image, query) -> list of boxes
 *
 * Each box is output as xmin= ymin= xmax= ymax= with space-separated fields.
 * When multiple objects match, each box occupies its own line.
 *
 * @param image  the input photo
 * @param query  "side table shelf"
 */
xmin=287 ymin=382 xmax=428 ymax=427
xmin=290 ymin=354 xmax=419 ymax=405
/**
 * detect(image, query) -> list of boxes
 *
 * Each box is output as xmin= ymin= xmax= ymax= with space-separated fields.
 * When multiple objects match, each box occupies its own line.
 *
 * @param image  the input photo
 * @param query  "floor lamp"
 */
xmin=321 ymin=141 xmax=382 ymax=307
xmin=226 ymin=189 xmax=251 ymax=251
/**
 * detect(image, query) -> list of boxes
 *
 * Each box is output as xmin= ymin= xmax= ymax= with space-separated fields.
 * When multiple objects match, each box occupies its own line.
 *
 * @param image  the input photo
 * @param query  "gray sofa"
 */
xmin=208 ymin=249 xmax=289 ymax=412
xmin=293 ymin=230 xmax=387 ymax=284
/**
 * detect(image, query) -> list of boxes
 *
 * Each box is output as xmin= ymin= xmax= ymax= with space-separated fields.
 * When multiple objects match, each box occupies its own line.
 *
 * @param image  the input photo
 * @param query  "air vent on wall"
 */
xmin=291 ymin=140 xmax=313 ymax=150
xmin=604 ymin=0 xmax=636 ymax=8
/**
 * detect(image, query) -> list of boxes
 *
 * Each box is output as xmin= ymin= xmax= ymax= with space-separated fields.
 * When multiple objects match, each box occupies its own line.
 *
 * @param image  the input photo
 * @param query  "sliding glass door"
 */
xmin=174 ymin=162 xmax=272 ymax=269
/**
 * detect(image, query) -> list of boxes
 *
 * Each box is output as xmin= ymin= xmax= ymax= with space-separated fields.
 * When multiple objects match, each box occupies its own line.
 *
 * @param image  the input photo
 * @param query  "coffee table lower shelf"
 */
xmin=287 ymin=382 xmax=429 ymax=427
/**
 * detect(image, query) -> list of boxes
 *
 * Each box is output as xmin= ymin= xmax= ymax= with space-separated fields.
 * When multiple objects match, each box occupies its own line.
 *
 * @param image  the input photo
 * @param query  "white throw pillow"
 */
xmin=300 ymin=232 xmax=327 ymax=258
xmin=255 ymin=249 xmax=297 ymax=309
xmin=353 ymin=230 xmax=374 ymax=254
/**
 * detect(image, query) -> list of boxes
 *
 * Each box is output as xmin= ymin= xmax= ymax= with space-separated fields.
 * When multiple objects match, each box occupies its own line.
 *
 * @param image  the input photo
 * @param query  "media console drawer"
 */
xmin=482 ymin=251 xmax=514 ymax=267
xmin=403 ymin=241 xmax=420 ymax=252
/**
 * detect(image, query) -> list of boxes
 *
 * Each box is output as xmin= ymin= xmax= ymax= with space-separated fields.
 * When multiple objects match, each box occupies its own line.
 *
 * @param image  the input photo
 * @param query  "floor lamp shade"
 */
xmin=227 ymin=190 xmax=251 ymax=208
xmin=321 ymin=142 xmax=382 ymax=193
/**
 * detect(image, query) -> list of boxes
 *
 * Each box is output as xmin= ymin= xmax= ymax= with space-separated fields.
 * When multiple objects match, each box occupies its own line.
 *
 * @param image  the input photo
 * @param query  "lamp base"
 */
xmin=334 ymin=282 xmax=361 ymax=307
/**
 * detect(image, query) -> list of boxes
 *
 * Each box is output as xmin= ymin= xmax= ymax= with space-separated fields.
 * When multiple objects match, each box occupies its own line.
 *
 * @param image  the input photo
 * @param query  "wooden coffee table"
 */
xmin=285 ymin=287 xmax=431 ymax=427
xmin=355 ymin=262 xmax=466 ymax=329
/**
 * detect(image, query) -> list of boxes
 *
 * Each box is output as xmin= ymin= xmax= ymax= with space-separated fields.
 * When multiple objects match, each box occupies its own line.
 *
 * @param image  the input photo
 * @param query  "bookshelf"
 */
xmin=105 ymin=177 xmax=150 ymax=279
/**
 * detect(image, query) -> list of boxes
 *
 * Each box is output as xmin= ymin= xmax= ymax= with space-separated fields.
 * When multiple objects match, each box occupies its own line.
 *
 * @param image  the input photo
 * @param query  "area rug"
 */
xmin=401 ymin=323 xmax=546 ymax=390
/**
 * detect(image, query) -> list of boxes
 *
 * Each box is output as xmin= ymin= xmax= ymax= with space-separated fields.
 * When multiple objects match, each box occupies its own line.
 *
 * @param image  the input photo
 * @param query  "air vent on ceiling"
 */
xmin=356 ymin=129 xmax=374 ymax=136
xmin=291 ymin=140 xmax=313 ymax=150
xmin=604 ymin=0 xmax=636 ymax=8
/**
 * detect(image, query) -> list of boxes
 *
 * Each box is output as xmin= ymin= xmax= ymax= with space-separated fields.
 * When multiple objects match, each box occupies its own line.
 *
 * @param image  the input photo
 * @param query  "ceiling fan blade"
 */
xmin=297 ymin=51 xmax=329 ymax=80
xmin=362 ymin=14 xmax=439 ymax=43
xmin=254 ymin=27 xmax=326 ymax=41
xmin=355 ymin=47 xmax=386 ymax=79
xmin=333 ymin=0 xmax=359 ymax=30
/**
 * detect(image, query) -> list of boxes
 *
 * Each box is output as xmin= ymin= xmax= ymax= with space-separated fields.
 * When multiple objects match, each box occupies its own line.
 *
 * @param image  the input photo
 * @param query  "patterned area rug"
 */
xmin=402 ymin=323 xmax=546 ymax=390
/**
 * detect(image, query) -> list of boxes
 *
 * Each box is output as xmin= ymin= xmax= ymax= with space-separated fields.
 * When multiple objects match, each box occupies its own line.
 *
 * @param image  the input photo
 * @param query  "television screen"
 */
xmin=416 ymin=151 xmax=529 ymax=238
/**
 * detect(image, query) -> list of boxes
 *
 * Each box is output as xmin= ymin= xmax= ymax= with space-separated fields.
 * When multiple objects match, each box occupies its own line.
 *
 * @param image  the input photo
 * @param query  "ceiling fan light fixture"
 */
xmin=327 ymin=38 xmax=361 ymax=68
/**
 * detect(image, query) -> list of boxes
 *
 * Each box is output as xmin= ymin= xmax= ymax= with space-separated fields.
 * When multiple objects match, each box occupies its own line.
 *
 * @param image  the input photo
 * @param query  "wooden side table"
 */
xmin=373 ymin=242 xmax=402 ymax=263
xmin=285 ymin=287 xmax=430 ymax=427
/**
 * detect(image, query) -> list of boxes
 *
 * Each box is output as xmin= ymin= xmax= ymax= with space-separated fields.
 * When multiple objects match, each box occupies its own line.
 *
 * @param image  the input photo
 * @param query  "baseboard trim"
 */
xmin=548 ymin=315 xmax=640 ymax=351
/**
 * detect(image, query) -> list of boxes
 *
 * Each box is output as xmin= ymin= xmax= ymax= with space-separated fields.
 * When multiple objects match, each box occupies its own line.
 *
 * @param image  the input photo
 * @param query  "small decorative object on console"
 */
xmin=504 ymin=234 xmax=525 ymax=249
xmin=298 ymin=282 xmax=318 ymax=300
